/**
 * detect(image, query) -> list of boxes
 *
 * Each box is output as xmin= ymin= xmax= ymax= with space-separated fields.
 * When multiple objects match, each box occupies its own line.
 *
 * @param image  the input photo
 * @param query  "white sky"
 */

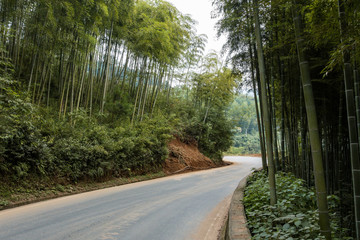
xmin=167 ymin=0 xmax=227 ymax=55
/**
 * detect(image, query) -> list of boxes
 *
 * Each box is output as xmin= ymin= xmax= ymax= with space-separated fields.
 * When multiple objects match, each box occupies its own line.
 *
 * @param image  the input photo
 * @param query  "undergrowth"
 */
xmin=244 ymin=170 xmax=352 ymax=240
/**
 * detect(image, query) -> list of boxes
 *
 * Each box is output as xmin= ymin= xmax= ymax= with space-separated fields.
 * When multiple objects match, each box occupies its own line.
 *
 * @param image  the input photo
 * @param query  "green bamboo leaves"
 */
xmin=0 ymin=0 xmax=207 ymax=122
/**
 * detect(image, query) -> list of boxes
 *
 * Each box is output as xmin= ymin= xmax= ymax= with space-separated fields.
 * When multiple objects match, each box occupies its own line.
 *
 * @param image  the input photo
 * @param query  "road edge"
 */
xmin=0 ymin=162 xmax=234 ymax=211
xmin=219 ymin=169 xmax=260 ymax=240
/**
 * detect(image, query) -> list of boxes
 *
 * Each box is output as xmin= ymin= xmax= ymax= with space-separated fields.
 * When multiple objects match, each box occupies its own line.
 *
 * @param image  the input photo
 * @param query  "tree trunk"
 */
xmin=253 ymin=0 xmax=277 ymax=205
xmin=271 ymin=66 xmax=280 ymax=171
xmin=280 ymin=62 xmax=286 ymax=171
xmin=76 ymin=50 xmax=89 ymax=111
xmin=292 ymin=1 xmax=332 ymax=238
xmin=248 ymin=33 xmax=266 ymax=170
xmin=354 ymin=67 xmax=360 ymax=153
xmin=338 ymin=1 xmax=360 ymax=238
xmin=101 ymin=20 xmax=114 ymax=114
xmin=248 ymin=4 xmax=267 ymax=171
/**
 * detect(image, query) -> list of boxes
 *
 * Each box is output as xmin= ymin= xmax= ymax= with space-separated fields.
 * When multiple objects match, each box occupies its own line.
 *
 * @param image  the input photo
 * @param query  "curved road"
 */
xmin=0 ymin=156 xmax=261 ymax=240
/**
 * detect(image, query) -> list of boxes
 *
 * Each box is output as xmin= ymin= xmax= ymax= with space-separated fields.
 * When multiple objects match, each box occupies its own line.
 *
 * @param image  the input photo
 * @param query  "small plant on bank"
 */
xmin=244 ymin=170 xmax=352 ymax=240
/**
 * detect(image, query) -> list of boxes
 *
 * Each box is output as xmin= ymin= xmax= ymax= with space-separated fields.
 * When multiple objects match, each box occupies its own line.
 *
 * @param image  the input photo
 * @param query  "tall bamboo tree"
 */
xmin=253 ymin=0 xmax=277 ymax=205
xmin=338 ymin=1 xmax=360 ymax=238
xmin=292 ymin=1 xmax=331 ymax=238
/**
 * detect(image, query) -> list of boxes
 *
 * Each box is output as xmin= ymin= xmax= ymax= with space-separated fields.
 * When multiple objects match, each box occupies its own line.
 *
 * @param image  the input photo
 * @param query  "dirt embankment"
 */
xmin=164 ymin=137 xmax=217 ymax=174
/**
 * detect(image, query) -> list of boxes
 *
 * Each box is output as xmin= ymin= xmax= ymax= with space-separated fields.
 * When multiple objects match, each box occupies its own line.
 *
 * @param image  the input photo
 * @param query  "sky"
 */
xmin=166 ymin=0 xmax=227 ymax=55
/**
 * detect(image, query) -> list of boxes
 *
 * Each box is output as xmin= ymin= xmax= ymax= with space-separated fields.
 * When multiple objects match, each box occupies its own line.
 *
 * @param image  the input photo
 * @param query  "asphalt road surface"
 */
xmin=0 ymin=156 xmax=261 ymax=240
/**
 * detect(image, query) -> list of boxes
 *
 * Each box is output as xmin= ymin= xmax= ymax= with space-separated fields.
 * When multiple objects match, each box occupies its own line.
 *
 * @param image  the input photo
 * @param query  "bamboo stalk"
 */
xmin=292 ymin=1 xmax=332 ymax=238
xmin=338 ymin=1 xmax=360 ymax=238
xmin=253 ymin=0 xmax=277 ymax=205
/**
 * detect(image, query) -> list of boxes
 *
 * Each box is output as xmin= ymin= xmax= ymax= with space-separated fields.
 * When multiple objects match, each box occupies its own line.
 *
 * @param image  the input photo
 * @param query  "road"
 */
xmin=0 ymin=156 xmax=261 ymax=240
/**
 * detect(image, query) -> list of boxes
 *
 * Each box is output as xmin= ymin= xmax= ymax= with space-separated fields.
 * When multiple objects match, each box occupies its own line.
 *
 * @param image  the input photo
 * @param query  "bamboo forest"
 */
xmin=0 ymin=0 xmax=360 ymax=239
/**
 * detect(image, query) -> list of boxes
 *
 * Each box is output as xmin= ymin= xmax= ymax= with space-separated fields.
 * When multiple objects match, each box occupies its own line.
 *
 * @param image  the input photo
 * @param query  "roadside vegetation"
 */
xmin=213 ymin=0 xmax=360 ymax=238
xmin=244 ymin=170 xmax=352 ymax=240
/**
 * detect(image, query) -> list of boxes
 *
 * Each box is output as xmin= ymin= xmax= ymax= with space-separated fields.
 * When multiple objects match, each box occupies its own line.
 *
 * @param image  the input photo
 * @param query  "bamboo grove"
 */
xmin=1 ymin=0 xmax=197 ymax=120
xmin=0 ymin=0 xmax=239 ymax=192
xmin=213 ymin=0 xmax=360 ymax=239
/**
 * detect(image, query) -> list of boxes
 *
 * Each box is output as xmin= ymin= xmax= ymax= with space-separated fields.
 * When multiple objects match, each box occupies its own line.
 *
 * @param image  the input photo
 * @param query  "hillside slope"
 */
xmin=164 ymin=137 xmax=216 ymax=174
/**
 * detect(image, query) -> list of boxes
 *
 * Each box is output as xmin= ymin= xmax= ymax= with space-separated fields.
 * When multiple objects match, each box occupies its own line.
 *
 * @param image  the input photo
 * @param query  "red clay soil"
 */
xmin=164 ymin=137 xmax=216 ymax=174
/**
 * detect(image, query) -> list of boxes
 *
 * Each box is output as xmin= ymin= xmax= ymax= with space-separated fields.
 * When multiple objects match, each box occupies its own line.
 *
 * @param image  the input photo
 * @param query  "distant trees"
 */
xmin=227 ymin=95 xmax=261 ymax=154
xmin=213 ymin=0 xmax=360 ymax=238
xmin=228 ymin=95 xmax=258 ymax=135
xmin=180 ymin=51 xmax=241 ymax=161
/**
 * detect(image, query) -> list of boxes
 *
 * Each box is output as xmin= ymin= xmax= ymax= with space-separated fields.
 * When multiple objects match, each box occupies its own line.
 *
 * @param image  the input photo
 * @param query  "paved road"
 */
xmin=0 ymin=156 xmax=261 ymax=240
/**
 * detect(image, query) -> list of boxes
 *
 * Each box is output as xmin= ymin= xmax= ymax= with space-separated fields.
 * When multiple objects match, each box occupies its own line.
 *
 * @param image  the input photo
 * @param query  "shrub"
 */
xmin=244 ymin=171 xmax=352 ymax=240
xmin=181 ymin=107 xmax=233 ymax=162
xmin=0 ymin=77 xmax=51 ymax=179
xmin=228 ymin=133 xmax=261 ymax=155
xmin=0 ymin=77 xmax=172 ymax=183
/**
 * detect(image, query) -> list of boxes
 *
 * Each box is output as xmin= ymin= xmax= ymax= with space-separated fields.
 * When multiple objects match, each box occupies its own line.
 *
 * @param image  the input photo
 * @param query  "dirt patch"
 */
xmin=164 ymin=137 xmax=216 ymax=174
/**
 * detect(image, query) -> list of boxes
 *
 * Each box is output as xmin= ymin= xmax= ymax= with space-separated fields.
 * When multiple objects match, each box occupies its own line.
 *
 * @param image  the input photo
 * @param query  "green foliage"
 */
xmin=181 ymin=106 xmax=233 ymax=162
xmin=0 ymin=77 xmax=172 ymax=183
xmin=228 ymin=133 xmax=260 ymax=155
xmin=228 ymin=95 xmax=258 ymax=135
xmin=244 ymin=171 xmax=352 ymax=240
xmin=0 ymin=0 xmax=236 ymax=191
xmin=226 ymin=94 xmax=260 ymax=155
xmin=0 ymin=76 xmax=51 ymax=178
xmin=157 ymin=89 xmax=234 ymax=163
xmin=171 ymin=51 xmax=240 ymax=161
xmin=46 ymin=113 xmax=172 ymax=181
xmin=103 ymin=88 xmax=133 ymax=125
